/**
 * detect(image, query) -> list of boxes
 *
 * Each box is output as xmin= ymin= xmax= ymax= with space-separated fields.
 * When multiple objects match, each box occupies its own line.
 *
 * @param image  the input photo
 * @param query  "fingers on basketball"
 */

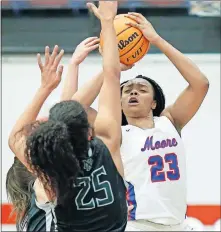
xmin=125 ymin=21 xmax=141 ymax=30
xmin=125 ymin=14 xmax=142 ymax=24
xmin=128 ymin=12 xmax=146 ymax=21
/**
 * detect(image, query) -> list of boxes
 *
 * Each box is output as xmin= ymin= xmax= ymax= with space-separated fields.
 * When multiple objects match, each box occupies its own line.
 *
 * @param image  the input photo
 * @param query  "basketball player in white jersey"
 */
xmin=119 ymin=13 xmax=209 ymax=231
xmin=50 ymin=13 xmax=209 ymax=231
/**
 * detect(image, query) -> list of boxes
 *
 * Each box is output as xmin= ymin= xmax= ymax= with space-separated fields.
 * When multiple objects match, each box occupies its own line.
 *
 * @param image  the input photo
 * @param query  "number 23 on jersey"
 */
xmin=148 ymin=153 xmax=180 ymax=182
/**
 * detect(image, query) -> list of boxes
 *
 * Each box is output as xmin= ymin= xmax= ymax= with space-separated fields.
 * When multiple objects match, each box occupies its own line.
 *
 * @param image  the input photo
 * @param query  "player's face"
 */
xmin=121 ymin=78 xmax=156 ymax=118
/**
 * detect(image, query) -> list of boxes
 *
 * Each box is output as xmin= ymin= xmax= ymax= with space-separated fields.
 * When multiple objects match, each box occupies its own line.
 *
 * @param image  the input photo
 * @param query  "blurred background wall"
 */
xmin=2 ymin=0 xmax=220 ymax=54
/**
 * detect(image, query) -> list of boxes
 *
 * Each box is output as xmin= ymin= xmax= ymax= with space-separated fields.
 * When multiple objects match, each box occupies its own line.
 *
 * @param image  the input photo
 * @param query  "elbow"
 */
xmin=201 ymin=74 xmax=210 ymax=91
xmin=189 ymin=74 xmax=209 ymax=95
xmin=193 ymin=73 xmax=209 ymax=92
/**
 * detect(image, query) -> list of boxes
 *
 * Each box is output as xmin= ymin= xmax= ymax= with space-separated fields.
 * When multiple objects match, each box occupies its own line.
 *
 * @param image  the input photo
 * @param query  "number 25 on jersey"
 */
xmin=74 ymin=166 xmax=114 ymax=210
xmin=148 ymin=153 xmax=180 ymax=182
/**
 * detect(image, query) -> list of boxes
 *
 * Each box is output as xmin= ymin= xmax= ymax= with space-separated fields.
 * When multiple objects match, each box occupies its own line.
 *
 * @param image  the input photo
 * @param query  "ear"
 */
xmin=151 ymin=100 xmax=157 ymax=110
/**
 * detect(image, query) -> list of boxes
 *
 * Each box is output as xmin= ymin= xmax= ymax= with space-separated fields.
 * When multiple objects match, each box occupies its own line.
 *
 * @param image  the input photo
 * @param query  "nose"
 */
xmin=130 ymin=90 xmax=138 ymax=96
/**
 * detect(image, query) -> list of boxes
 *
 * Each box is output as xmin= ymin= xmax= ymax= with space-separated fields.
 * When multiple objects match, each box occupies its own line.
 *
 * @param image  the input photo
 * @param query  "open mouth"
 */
xmin=128 ymin=97 xmax=139 ymax=105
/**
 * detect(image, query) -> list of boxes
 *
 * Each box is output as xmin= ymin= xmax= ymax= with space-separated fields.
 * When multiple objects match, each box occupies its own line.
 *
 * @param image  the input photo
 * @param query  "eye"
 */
xmin=140 ymin=89 xmax=147 ymax=93
xmin=124 ymin=89 xmax=130 ymax=94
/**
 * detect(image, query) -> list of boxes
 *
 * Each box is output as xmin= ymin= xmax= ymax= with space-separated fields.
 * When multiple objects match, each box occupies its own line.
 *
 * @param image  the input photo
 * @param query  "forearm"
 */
xmin=101 ymin=20 xmax=121 ymax=77
xmin=153 ymin=37 xmax=208 ymax=87
xmin=9 ymin=87 xmax=51 ymax=145
xmin=61 ymin=61 xmax=79 ymax=101
xmin=72 ymin=71 xmax=103 ymax=108
xmin=97 ymin=19 xmax=121 ymax=129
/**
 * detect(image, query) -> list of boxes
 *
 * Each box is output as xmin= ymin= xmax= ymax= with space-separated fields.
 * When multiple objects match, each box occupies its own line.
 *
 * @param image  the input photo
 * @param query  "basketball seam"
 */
xmin=120 ymin=35 xmax=144 ymax=58
xmin=117 ymin=26 xmax=132 ymax=37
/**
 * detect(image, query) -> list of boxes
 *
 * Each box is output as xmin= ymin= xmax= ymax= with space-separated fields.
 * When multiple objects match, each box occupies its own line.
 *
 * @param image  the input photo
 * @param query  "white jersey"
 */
xmin=121 ymin=116 xmax=187 ymax=225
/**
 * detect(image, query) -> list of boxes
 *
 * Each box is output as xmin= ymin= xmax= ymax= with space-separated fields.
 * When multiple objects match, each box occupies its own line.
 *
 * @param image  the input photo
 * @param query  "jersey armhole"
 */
xmin=157 ymin=116 xmax=182 ymax=138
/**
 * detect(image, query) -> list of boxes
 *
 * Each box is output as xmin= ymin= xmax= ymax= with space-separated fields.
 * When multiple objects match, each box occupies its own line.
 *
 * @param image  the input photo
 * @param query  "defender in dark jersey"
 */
xmin=6 ymin=157 xmax=36 ymax=231
xmin=23 ymin=184 xmax=55 ymax=232
xmin=54 ymin=136 xmax=127 ymax=231
xmin=6 ymin=158 xmax=55 ymax=232
xmin=8 ymin=1 xmax=127 ymax=231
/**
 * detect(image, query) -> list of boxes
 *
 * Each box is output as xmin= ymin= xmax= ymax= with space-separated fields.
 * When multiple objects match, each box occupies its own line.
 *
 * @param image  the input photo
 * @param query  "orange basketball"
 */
xmin=100 ymin=14 xmax=150 ymax=65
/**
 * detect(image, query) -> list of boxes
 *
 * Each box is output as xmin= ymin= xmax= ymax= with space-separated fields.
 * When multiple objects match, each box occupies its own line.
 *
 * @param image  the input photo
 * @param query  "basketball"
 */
xmin=100 ymin=14 xmax=150 ymax=65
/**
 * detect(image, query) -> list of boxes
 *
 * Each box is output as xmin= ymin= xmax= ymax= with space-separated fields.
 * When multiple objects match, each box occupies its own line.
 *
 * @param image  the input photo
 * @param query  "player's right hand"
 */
xmin=71 ymin=37 xmax=100 ymax=65
xmin=87 ymin=1 xmax=118 ymax=22
xmin=37 ymin=45 xmax=64 ymax=92
xmin=125 ymin=13 xmax=160 ymax=44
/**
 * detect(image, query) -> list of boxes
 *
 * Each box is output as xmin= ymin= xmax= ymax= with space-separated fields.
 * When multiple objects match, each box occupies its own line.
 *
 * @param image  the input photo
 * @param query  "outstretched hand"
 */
xmin=87 ymin=1 xmax=118 ymax=22
xmin=72 ymin=37 xmax=100 ymax=65
xmin=37 ymin=45 xmax=64 ymax=92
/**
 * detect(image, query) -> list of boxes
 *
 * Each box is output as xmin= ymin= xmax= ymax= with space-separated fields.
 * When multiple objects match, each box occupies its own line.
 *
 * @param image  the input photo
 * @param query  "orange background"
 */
xmin=1 ymin=204 xmax=220 ymax=225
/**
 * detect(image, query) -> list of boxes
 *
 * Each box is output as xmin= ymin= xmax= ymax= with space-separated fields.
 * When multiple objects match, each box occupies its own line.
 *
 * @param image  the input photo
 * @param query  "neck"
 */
xmin=126 ymin=113 xmax=155 ymax=129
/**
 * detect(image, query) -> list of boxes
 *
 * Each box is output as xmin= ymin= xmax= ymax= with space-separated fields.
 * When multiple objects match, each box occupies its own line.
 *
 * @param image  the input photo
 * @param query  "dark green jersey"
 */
xmin=54 ymin=137 xmax=127 ymax=232
xmin=18 ymin=186 xmax=55 ymax=231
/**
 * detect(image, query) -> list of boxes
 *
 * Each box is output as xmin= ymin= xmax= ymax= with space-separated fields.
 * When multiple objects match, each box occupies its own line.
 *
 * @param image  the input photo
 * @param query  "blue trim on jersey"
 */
xmin=126 ymin=182 xmax=137 ymax=221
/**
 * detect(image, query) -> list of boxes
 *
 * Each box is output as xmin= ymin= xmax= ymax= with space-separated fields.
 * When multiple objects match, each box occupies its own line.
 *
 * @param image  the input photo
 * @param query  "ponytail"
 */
xmin=25 ymin=120 xmax=81 ymax=203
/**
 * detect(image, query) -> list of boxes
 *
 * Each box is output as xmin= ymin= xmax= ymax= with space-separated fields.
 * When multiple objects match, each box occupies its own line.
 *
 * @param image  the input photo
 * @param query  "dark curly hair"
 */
xmin=120 ymin=75 xmax=166 ymax=126
xmin=25 ymin=100 xmax=90 ymax=205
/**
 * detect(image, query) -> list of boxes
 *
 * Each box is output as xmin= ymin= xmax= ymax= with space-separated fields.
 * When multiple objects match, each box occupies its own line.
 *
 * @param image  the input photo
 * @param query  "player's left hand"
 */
xmin=71 ymin=37 xmax=100 ymax=65
xmin=125 ymin=13 xmax=160 ymax=44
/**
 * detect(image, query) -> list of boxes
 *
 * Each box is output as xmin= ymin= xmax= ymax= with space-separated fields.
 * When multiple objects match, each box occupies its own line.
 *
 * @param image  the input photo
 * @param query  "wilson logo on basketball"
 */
xmin=118 ymin=32 xmax=139 ymax=50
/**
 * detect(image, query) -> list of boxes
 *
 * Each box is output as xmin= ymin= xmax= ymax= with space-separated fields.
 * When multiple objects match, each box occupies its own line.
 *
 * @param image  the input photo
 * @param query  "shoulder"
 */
xmin=155 ymin=115 xmax=181 ymax=137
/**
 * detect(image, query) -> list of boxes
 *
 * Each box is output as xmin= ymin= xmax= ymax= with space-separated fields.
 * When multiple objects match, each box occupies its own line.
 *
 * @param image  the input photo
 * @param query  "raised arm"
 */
xmin=156 ymin=37 xmax=209 ymax=130
xmin=71 ymin=71 xmax=103 ymax=110
xmin=71 ymin=63 xmax=133 ymax=124
xmin=61 ymin=37 xmax=99 ymax=101
xmin=8 ymin=46 xmax=64 ymax=169
xmin=69 ymin=37 xmax=133 ymax=125
xmin=126 ymin=13 xmax=209 ymax=131
xmin=87 ymin=1 xmax=123 ymax=176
